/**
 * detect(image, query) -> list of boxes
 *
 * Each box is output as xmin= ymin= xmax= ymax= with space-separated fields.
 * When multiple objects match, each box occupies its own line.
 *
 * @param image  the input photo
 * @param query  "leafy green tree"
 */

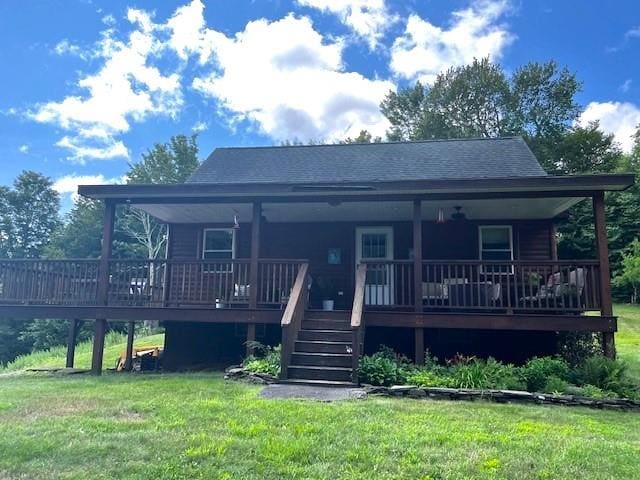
xmin=120 ymin=134 xmax=200 ymax=259
xmin=342 ymin=130 xmax=382 ymax=144
xmin=0 ymin=171 xmax=60 ymax=258
xmin=614 ymin=239 xmax=640 ymax=303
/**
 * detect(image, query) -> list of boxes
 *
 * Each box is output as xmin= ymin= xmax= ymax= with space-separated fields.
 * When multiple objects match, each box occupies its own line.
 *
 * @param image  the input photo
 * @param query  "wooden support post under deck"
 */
xmin=414 ymin=327 xmax=425 ymax=365
xmin=65 ymin=319 xmax=81 ymax=368
xmin=124 ymin=321 xmax=135 ymax=371
xmin=593 ymin=193 xmax=615 ymax=358
xmin=92 ymin=200 xmax=115 ymax=375
xmin=247 ymin=202 xmax=261 ymax=356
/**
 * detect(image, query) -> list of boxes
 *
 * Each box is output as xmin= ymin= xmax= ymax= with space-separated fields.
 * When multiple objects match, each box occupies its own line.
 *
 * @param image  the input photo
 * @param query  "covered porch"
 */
xmin=0 ymin=174 xmax=632 ymax=375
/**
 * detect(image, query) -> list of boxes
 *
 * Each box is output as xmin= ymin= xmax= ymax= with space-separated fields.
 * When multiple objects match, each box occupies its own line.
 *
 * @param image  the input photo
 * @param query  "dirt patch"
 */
xmin=12 ymin=397 xmax=101 ymax=421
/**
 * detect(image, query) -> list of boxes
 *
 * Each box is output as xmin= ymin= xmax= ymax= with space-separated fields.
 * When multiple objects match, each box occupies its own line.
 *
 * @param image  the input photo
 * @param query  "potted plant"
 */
xmin=316 ymin=276 xmax=336 ymax=311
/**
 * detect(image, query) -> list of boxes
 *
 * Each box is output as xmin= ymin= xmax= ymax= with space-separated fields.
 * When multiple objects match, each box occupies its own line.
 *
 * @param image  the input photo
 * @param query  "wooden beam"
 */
xmin=92 ymin=200 xmax=115 ymax=375
xmin=65 ymin=319 xmax=81 ymax=368
xmin=414 ymin=327 xmax=425 ymax=365
xmin=593 ymin=192 xmax=615 ymax=358
xmin=364 ymin=311 xmax=617 ymax=332
xmin=124 ymin=321 xmax=135 ymax=371
xmin=413 ymin=200 xmax=423 ymax=313
xmin=247 ymin=202 xmax=261 ymax=356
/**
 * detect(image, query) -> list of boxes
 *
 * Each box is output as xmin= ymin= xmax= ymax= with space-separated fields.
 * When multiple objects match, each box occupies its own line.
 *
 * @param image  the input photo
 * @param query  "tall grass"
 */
xmin=1 ymin=331 xmax=165 ymax=372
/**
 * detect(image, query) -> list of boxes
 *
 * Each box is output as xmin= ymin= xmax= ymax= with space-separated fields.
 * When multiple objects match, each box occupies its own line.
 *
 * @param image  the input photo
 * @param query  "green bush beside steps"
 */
xmin=358 ymin=346 xmax=640 ymax=400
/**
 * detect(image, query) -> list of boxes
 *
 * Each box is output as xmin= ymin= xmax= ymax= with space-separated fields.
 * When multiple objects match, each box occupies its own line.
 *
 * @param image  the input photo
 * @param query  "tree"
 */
xmin=342 ymin=130 xmax=382 ymax=144
xmin=614 ymin=239 xmax=640 ymax=303
xmin=120 ymin=134 xmax=200 ymax=260
xmin=0 ymin=171 xmax=60 ymax=258
xmin=380 ymin=58 xmax=581 ymax=158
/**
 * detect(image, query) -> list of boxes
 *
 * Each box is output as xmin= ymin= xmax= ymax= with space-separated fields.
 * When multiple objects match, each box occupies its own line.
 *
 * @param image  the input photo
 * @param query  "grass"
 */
xmin=615 ymin=304 xmax=640 ymax=382
xmin=0 ymin=306 xmax=638 ymax=479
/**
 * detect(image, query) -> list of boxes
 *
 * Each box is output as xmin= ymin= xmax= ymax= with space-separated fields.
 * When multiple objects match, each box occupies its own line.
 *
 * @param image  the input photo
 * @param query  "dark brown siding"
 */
xmin=516 ymin=221 xmax=553 ymax=260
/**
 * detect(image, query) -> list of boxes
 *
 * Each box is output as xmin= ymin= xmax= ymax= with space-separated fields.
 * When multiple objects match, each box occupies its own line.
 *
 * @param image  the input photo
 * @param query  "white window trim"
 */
xmin=478 ymin=225 xmax=514 ymax=274
xmin=202 ymin=228 xmax=236 ymax=271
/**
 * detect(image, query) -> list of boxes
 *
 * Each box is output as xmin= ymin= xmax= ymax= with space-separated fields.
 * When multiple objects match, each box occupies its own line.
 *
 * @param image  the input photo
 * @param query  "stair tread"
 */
xmin=292 ymin=352 xmax=351 ymax=357
xmin=296 ymin=339 xmax=350 ymax=344
xmin=289 ymin=365 xmax=352 ymax=371
xmin=300 ymin=329 xmax=352 ymax=333
xmin=280 ymin=379 xmax=357 ymax=387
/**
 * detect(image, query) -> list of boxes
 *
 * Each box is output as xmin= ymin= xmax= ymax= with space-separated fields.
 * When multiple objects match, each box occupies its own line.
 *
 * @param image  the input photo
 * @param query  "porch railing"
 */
xmin=0 ymin=258 xmax=307 ymax=308
xmin=363 ymin=260 xmax=602 ymax=312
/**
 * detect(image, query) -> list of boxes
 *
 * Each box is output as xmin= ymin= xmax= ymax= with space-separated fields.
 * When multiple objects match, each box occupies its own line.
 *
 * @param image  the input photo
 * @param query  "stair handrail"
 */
xmin=350 ymin=263 xmax=367 ymax=384
xmin=279 ymin=262 xmax=309 ymax=380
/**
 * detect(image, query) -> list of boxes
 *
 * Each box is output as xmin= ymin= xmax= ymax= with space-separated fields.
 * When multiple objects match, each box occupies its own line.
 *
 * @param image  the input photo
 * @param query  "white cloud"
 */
xmin=625 ymin=26 xmax=640 ymax=39
xmin=579 ymin=101 xmax=640 ymax=153
xmin=32 ymin=7 xmax=182 ymax=162
xmin=29 ymin=0 xmax=395 ymax=156
xmin=192 ymin=14 xmax=393 ymax=141
xmin=192 ymin=120 xmax=208 ymax=133
xmin=296 ymin=0 xmax=397 ymax=49
xmin=54 ymin=173 xmax=122 ymax=203
xmin=18 ymin=145 xmax=29 ymax=154
xmin=620 ymin=79 xmax=632 ymax=93
xmin=390 ymin=0 xmax=514 ymax=84
xmin=53 ymin=39 xmax=91 ymax=60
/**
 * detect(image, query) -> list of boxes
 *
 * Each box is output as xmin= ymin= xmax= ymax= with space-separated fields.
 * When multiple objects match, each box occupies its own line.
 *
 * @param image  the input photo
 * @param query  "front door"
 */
xmin=355 ymin=227 xmax=394 ymax=305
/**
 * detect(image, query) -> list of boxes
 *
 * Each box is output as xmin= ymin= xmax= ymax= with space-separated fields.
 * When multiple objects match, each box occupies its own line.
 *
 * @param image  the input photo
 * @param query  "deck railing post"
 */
xmin=247 ymin=202 xmax=261 ymax=356
xmin=92 ymin=199 xmax=115 ymax=375
xmin=413 ymin=200 xmax=425 ymax=365
xmin=593 ymin=192 xmax=615 ymax=358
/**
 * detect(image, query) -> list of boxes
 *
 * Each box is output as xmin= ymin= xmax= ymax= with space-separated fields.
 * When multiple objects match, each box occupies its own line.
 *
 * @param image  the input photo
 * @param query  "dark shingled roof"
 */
xmin=188 ymin=136 xmax=547 ymax=185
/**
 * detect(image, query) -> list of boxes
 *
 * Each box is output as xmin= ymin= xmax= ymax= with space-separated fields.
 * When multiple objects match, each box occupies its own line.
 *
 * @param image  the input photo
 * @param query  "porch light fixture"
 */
xmin=436 ymin=208 xmax=445 ymax=224
xmin=232 ymin=214 xmax=240 ymax=229
xmin=451 ymin=206 xmax=467 ymax=221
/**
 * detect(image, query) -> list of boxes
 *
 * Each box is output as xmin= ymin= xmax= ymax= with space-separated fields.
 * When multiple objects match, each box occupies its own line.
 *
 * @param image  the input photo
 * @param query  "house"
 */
xmin=0 ymin=137 xmax=634 ymax=384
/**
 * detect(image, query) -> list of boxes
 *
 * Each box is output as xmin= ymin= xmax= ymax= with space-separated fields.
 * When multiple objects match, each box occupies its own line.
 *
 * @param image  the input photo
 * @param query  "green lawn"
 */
xmin=615 ymin=304 xmax=640 ymax=382
xmin=0 ymin=306 xmax=638 ymax=479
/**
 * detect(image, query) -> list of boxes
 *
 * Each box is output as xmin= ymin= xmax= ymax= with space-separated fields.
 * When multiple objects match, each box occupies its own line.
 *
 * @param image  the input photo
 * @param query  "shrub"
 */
xmin=557 ymin=332 xmax=603 ymax=367
xmin=544 ymin=376 xmax=570 ymax=395
xmin=520 ymin=357 xmax=570 ymax=392
xmin=570 ymin=356 xmax=637 ymax=398
xmin=241 ymin=342 xmax=281 ymax=377
xmin=358 ymin=346 xmax=414 ymax=386
xmin=406 ymin=369 xmax=454 ymax=388
xmin=448 ymin=357 xmax=525 ymax=390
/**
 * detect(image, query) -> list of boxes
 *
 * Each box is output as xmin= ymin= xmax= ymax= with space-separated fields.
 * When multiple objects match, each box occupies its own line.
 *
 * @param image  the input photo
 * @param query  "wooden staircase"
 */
xmin=279 ymin=264 xmax=367 ymax=387
xmin=286 ymin=314 xmax=354 ymax=385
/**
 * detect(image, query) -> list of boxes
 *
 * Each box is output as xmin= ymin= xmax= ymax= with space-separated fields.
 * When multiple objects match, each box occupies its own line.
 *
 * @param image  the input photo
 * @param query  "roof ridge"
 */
xmin=213 ymin=136 xmax=524 ymax=151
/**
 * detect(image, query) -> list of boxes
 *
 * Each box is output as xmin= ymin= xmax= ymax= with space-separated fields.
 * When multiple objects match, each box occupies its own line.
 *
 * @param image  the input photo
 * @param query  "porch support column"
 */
xmin=413 ymin=200 xmax=425 ymax=364
xmin=593 ymin=192 xmax=615 ymax=358
xmin=124 ymin=321 xmax=135 ymax=371
xmin=65 ymin=319 xmax=81 ymax=368
xmin=247 ymin=202 xmax=261 ymax=355
xmin=92 ymin=200 xmax=115 ymax=375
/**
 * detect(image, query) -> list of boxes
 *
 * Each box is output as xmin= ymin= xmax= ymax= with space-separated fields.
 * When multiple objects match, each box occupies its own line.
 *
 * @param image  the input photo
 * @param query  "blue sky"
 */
xmin=0 ymin=0 xmax=639 ymax=211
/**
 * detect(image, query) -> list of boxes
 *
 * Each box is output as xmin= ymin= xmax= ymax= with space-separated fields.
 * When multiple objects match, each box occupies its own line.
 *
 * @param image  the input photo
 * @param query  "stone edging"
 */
xmin=363 ymin=385 xmax=640 ymax=411
xmin=224 ymin=366 xmax=279 ymax=384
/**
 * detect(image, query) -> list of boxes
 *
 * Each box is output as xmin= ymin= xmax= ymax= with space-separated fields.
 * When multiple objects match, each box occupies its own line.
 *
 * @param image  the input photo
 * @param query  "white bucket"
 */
xmin=322 ymin=300 xmax=335 ymax=311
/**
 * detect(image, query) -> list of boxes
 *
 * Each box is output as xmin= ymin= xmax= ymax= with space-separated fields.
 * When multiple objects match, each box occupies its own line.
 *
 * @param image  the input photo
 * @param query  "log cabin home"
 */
xmin=0 ymin=137 xmax=634 ymax=385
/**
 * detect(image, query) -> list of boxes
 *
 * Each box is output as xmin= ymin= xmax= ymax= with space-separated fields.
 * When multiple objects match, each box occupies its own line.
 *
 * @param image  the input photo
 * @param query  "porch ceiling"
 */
xmin=135 ymin=196 xmax=585 ymax=223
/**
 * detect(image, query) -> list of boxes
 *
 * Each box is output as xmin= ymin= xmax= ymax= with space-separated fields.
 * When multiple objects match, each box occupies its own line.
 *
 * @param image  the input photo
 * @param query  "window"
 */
xmin=479 ymin=226 xmax=513 ymax=273
xmin=202 ymin=229 xmax=235 ymax=261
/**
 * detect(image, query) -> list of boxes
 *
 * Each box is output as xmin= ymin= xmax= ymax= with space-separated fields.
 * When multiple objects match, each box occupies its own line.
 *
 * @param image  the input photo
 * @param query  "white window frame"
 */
xmin=202 ymin=228 xmax=236 ymax=272
xmin=478 ymin=225 xmax=514 ymax=274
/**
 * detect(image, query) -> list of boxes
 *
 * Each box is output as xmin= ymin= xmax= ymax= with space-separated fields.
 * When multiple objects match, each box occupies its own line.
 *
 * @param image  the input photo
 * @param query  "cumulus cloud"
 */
xmin=32 ymin=8 xmax=182 ymax=163
xmin=53 ymin=173 xmax=122 ymax=203
xmin=18 ymin=145 xmax=29 ymax=154
xmin=30 ymin=0 xmax=394 ymax=157
xmin=579 ymin=101 xmax=640 ymax=153
xmin=296 ymin=0 xmax=397 ymax=49
xmin=390 ymin=0 xmax=514 ymax=84
xmin=192 ymin=14 xmax=393 ymax=141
